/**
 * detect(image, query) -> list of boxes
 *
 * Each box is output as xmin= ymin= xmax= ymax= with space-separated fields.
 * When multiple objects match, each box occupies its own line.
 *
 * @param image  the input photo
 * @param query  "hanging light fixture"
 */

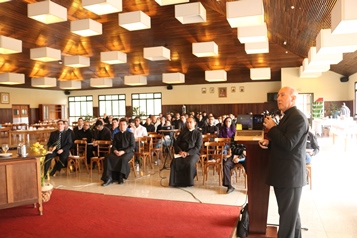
xmin=331 ymin=0 xmax=357 ymax=34
xmin=124 ymin=75 xmax=147 ymax=86
xmin=299 ymin=66 xmax=322 ymax=78
xmin=192 ymin=41 xmax=218 ymax=57
xmin=31 ymin=77 xmax=57 ymax=88
xmin=0 ymin=35 xmax=22 ymax=54
xmin=175 ymin=2 xmax=206 ymax=24
xmin=71 ymin=19 xmax=102 ymax=37
xmin=82 ymin=0 xmax=122 ymax=15
xmin=100 ymin=51 xmax=127 ymax=64
xmin=64 ymin=56 xmax=90 ymax=68
xmin=226 ymin=0 xmax=264 ymax=28
xmin=28 ymin=0 xmax=67 ymax=24
xmin=302 ymin=58 xmax=330 ymax=73
xmin=59 ymin=80 xmax=81 ymax=89
xmin=30 ymin=47 xmax=61 ymax=62
xmin=308 ymin=47 xmax=343 ymax=65
xmin=250 ymin=68 xmax=271 ymax=80
xmin=155 ymin=0 xmax=189 ymax=6
xmin=245 ymin=40 xmax=269 ymax=54
xmin=90 ymin=78 xmax=113 ymax=88
xmin=143 ymin=46 xmax=170 ymax=61
xmin=119 ymin=11 xmax=151 ymax=31
xmin=205 ymin=70 xmax=227 ymax=82
xmin=0 ymin=72 xmax=25 ymax=85
xmin=162 ymin=72 xmax=185 ymax=84
xmin=238 ymin=23 xmax=268 ymax=43
xmin=316 ymin=29 xmax=357 ymax=54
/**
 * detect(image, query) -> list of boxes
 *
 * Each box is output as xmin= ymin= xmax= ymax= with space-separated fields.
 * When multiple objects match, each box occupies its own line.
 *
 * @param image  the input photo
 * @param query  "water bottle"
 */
xmin=136 ymin=163 xmax=139 ymax=172
xmin=21 ymin=144 xmax=27 ymax=157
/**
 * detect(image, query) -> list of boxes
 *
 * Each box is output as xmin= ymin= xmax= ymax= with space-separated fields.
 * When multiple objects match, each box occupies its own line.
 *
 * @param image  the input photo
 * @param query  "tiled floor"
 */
xmin=3 ymin=134 xmax=357 ymax=237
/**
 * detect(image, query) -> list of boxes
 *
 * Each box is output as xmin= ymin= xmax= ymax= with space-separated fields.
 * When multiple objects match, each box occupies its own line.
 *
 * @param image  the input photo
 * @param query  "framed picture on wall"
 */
xmin=231 ymin=86 xmax=236 ymax=93
xmin=201 ymin=87 xmax=206 ymax=94
xmin=218 ymin=87 xmax=227 ymax=98
xmin=209 ymin=87 xmax=214 ymax=93
xmin=1 ymin=92 xmax=9 ymax=104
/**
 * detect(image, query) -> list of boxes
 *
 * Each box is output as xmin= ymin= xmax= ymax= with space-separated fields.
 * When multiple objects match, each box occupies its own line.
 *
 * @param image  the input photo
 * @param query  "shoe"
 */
xmin=227 ymin=186 xmax=235 ymax=194
xmin=118 ymin=179 xmax=124 ymax=184
xmin=102 ymin=178 xmax=113 ymax=187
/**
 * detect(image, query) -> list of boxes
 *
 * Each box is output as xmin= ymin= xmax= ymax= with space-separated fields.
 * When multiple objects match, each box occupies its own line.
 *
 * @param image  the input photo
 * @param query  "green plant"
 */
xmin=132 ymin=106 xmax=146 ymax=118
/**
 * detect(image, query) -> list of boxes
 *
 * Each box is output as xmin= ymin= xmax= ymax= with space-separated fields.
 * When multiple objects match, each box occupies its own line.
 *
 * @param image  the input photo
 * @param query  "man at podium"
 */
xmin=259 ymin=86 xmax=309 ymax=238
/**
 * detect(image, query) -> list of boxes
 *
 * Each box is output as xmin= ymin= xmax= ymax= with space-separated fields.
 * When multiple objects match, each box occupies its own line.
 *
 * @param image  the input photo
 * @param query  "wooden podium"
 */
xmin=236 ymin=140 xmax=277 ymax=237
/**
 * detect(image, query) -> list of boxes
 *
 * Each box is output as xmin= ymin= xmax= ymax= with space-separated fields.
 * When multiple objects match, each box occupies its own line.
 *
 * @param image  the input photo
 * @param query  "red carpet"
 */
xmin=0 ymin=189 xmax=240 ymax=238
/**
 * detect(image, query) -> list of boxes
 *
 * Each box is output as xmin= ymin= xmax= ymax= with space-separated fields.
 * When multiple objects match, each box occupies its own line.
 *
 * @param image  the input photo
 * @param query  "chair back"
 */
xmin=148 ymin=132 xmax=157 ymax=135
xmin=95 ymin=140 xmax=112 ymax=158
xmin=73 ymin=139 xmax=87 ymax=157
xmin=203 ymin=133 xmax=216 ymax=141
xmin=214 ymin=137 xmax=232 ymax=157
xmin=204 ymin=141 xmax=225 ymax=163
xmin=149 ymin=134 xmax=163 ymax=151
xmin=137 ymin=136 xmax=152 ymax=154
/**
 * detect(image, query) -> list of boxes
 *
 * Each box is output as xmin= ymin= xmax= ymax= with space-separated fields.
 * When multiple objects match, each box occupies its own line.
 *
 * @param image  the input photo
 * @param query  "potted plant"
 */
xmin=30 ymin=142 xmax=54 ymax=202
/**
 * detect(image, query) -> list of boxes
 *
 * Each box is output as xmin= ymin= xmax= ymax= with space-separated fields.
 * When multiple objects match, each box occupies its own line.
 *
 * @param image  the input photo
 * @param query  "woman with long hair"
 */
xmin=218 ymin=117 xmax=236 ymax=138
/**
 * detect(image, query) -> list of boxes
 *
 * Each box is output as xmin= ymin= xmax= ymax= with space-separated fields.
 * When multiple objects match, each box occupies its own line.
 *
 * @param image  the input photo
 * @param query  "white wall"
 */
xmin=281 ymin=67 xmax=351 ymax=101
xmin=0 ymin=87 xmax=67 ymax=108
xmin=70 ymin=81 xmax=282 ymax=107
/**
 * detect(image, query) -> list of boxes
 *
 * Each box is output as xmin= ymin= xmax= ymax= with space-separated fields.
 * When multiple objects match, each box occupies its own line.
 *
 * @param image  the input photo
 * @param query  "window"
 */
xmin=68 ymin=96 xmax=93 ymax=125
xmin=297 ymin=93 xmax=313 ymax=119
xmin=98 ymin=94 xmax=126 ymax=119
xmin=131 ymin=93 xmax=162 ymax=118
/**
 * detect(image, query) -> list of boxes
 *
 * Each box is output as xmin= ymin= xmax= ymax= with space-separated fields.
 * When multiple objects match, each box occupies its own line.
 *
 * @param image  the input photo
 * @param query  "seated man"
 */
xmin=222 ymin=142 xmax=246 ymax=194
xmin=44 ymin=120 xmax=73 ymax=177
xmin=75 ymin=121 xmax=94 ymax=164
xmin=202 ymin=115 xmax=219 ymax=136
xmin=169 ymin=117 xmax=202 ymax=187
xmin=101 ymin=118 xmax=135 ymax=186
xmin=306 ymin=130 xmax=319 ymax=164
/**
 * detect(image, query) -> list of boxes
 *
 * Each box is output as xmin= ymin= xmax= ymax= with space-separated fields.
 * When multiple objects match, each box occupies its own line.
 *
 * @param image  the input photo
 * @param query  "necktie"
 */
xmin=57 ymin=132 xmax=62 ymax=149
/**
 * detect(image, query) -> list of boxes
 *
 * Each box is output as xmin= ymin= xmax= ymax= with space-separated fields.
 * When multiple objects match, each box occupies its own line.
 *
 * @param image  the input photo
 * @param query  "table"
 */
xmin=331 ymin=123 xmax=357 ymax=151
xmin=9 ymin=128 xmax=56 ymax=145
xmin=0 ymin=156 xmax=42 ymax=215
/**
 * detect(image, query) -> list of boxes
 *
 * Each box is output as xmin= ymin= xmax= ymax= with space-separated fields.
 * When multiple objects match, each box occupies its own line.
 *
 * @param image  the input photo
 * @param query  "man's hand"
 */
xmin=57 ymin=149 xmax=63 ymax=154
xmin=263 ymin=116 xmax=276 ymax=130
xmin=114 ymin=150 xmax=125 ymax=156
xmin=179 ymin=151 xmax=189 ymax=158
xmin=258 ymin=139 xmax=269 ymax=149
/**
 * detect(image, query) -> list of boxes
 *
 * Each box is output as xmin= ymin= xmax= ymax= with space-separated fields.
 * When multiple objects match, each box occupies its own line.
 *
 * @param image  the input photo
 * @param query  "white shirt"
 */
xmin=131 ymin=124 xmax=148 ymax=138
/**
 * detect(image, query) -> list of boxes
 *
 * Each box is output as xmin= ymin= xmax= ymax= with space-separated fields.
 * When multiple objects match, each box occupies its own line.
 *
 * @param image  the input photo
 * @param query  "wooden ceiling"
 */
xmin=0 ymin=0 xmax=353 ymax=91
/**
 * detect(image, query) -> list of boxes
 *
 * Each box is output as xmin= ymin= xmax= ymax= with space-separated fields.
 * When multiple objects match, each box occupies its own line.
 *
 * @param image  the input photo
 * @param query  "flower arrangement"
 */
xmin=30 ymin=142 xmax=54 ymax=202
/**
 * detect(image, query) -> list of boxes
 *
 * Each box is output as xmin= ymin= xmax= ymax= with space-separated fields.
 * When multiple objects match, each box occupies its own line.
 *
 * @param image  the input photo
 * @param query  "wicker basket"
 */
xmin=41 ymin=184 xmax=54 ymax=203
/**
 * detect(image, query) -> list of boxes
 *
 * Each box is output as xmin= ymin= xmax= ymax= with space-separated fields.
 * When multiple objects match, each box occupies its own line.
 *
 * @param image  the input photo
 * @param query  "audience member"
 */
xmin=93 ymin=120 xmax=111 ymax=145
xmin=169 ymin=117 xmax=202 ymax=187
xmin=44 ymin=120 xmax=73 ymax=177
xmin=75 ymin=121 xmax=94 ymax=164
xmin=101 ymin=118 xmax=135 ymax=186
xmin=340 ymin=102 xmax=350 ymax=117
xmin=202 ymin=116 xmax=219 ymax=135
xmin=306 ymin=130 xmax=319 ymax=164
xmin=218 ymin=117 xmax=236 ymax=139
xmin=143 ymin=117 xmax=155 ymax=132
xmin=110 ymin=118 xmax=120 ymax=140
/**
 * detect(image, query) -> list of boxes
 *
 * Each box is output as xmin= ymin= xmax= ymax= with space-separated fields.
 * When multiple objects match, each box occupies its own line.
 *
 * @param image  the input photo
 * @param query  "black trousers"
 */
xmin=101 ymin=152 xmax=134 ymax=181
xmin=44 ymin=150 xmax=70 ymax=176
xmin=222 ymin=156 xmax=246 ymax=188
xmin=274 ymin=186 xmax=302 ymax=238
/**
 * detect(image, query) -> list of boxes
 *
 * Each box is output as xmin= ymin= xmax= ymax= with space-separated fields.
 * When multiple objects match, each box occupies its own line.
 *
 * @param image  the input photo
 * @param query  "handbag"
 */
xmin=236 ymin=203 xmax=249 ymax=238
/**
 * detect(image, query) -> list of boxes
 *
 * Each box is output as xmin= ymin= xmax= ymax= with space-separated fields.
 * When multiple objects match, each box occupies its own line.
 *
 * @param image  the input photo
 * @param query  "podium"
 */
xmin=235 ymin=139 xmax=277 ymax=237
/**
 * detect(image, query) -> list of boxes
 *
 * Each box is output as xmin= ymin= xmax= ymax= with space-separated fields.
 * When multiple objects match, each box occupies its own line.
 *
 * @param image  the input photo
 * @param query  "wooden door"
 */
xmin=12 ymin=105 xmax=30 ymax=128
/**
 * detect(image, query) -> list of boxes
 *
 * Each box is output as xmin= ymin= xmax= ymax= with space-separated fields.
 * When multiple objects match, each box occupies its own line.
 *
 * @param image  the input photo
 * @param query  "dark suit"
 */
xmin=169 ymin=128 xmax=202 ymax=187
xmin=44 ymin=130 xmax=73 ymax=176
xmin=266 ymin=106 xmax=308 ymax=238
xmin=101 ymin=130 xmax=135 ymax=182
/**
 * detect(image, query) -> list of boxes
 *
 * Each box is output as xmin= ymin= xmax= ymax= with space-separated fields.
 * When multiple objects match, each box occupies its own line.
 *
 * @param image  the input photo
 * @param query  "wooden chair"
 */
xmin=147 ymin=132 xmax=157 ymax=135
xmin=149 ymin=133 xmax=163 ymax=163
xmin=67 ymin=140 xmax=88 ymax=175
xmin=135 ymin=136 xmax=152 ymax=171
xmin=306 ymin=164 xmax=312 ymax=190
xmin=203 ymin=141 xmax=225 ymax=185
xmin=90 ymin=140 xmax=111 ymax=177
xmin=129 ymin=155 xmax=137 ymax=177
xmin=231 ymin=163 xmax=247 ymax=189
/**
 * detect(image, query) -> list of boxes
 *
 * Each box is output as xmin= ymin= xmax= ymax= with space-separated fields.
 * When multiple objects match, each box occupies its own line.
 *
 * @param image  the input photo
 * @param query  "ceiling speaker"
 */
xmin=64 ymin=90 xmax=71 ymax=95
xmin=167 ymin=85 xmax=173 ymax=90
xmin=340 ymin=76 xmax=349 ymax=82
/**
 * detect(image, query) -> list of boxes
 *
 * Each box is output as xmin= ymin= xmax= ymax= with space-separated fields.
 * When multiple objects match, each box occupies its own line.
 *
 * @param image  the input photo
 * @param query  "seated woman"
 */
xmin=169 ymin=117 xmax=202 ymax=187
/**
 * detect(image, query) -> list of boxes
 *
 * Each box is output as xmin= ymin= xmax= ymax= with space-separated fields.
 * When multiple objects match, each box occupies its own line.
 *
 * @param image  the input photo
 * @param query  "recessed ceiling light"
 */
xmin=291 ymin=6 xmax=295 ymax=9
